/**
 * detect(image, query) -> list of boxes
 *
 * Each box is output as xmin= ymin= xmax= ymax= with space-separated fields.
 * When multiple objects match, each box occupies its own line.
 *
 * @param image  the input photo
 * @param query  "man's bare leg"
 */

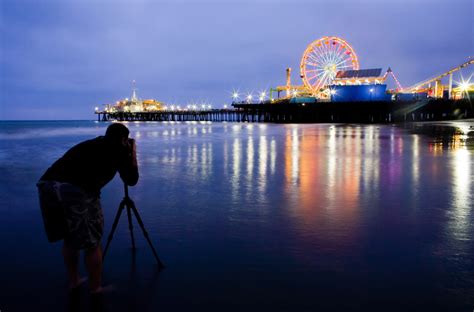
xmin=85 ymin=245 xmax=103 ymax=293
xmin=62 ymin=241 xmax=82 ymax=288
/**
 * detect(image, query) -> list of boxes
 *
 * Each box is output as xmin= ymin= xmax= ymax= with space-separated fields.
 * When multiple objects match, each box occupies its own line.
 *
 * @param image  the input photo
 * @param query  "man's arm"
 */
xmin=118 ymin=139 xmax=139 ymax=186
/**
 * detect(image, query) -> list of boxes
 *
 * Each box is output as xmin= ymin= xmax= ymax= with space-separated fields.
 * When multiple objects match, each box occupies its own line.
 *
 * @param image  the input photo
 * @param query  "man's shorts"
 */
xmin=37 ymin=180 xmax=104 ymax=250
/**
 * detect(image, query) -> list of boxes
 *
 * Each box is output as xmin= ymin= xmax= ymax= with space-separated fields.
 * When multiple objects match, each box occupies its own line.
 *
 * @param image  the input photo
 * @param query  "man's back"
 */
xmin=40 ymin=136 xmax=138 ymax=195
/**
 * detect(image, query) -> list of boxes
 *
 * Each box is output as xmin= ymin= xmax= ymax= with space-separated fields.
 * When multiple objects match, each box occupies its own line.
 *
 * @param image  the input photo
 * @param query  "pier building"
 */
xmin=103 ymin=81 xmax=164 ymax=113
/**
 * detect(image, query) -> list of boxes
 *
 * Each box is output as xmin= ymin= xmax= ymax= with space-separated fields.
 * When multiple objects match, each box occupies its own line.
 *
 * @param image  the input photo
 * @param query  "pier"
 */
xmin=96 ymin=98 xmax=473 ymax=123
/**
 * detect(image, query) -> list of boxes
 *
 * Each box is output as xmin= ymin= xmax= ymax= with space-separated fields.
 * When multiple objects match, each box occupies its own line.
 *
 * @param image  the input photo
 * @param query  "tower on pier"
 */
xmin=131 ymin=80 xmax=138 ymax=102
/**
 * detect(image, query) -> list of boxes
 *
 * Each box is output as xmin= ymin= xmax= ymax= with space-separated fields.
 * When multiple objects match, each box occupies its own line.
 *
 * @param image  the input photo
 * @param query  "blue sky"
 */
xmin=1 ymin=0 xmax=473 ymax=120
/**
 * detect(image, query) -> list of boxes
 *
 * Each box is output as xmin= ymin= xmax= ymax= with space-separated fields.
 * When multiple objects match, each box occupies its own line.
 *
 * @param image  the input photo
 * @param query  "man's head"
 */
xmin=105 ymin=123 xmax=130 ymax=145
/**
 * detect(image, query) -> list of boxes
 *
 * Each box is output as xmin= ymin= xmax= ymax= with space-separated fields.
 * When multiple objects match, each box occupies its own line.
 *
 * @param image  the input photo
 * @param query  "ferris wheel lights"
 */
xmin=330 ymin=89 xmax=336 ymax=95
xmin=300 ymin=36 xmax=359 ymax=93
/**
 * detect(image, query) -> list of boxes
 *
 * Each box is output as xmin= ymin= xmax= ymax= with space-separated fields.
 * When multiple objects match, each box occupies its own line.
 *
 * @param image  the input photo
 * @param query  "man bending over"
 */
xmin=37 ymin=123 xmax=138 ymax=294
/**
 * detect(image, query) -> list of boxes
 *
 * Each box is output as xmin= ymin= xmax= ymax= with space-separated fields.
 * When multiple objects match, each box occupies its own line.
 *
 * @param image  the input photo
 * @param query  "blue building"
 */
xmin=329 ymin=84 xmax=391 ymax=102
xmin=329 ymin=68 xmax=391 ymax=102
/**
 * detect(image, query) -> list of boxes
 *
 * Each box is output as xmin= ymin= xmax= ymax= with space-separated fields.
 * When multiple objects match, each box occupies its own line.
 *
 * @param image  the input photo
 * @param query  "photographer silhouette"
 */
xmin=37 ymin=123 xmax=139 ymax=293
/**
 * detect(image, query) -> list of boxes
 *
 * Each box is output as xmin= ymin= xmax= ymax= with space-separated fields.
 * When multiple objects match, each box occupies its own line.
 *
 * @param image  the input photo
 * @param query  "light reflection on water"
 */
xmin=449 ymin=148 xmax=471 ymax=241
xmin=0 ymin=120 xmax=473 ymax=310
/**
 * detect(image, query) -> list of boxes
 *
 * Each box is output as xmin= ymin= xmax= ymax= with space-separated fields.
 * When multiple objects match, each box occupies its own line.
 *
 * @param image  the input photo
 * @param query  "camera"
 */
xmin=117 ymin=137 xmax=135 ymax=156
xmin=127 ymin=138 xmax=135 ymax=148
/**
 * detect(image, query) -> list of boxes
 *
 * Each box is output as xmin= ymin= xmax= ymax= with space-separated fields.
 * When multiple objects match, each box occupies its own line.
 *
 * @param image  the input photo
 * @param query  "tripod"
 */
xmin=103 ymin=184 xmax=165 ymax=269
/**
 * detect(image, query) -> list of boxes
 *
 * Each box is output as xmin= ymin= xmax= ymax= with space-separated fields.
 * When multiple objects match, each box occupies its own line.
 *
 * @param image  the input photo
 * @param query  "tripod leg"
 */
xmin=125 ymin=202 xmax=136 ymax=250
xmin=103 ymin=200 xmax=126 ymax=260
xmin=129 ymin=203 xmax=165 ymax=268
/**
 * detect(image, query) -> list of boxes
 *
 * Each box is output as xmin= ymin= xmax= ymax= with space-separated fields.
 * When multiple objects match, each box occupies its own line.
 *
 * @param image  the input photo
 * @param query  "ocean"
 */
xmin=0 ymin=120 xmax=473 ymax=311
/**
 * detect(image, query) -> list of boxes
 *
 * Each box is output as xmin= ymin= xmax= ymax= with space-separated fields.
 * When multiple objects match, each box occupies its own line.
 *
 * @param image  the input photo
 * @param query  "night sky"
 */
xmin=1 ymin=0 xmax=473 ymax=120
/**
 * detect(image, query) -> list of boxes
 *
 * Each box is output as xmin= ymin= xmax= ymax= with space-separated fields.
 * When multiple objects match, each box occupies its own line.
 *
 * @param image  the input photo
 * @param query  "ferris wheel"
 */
xmin=300 ymin=36 xmax=359 ymax=93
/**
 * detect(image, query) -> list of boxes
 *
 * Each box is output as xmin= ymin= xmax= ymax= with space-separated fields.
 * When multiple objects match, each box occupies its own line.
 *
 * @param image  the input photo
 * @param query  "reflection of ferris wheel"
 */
xmin=300 ymin=36 xmax=359 ymax=93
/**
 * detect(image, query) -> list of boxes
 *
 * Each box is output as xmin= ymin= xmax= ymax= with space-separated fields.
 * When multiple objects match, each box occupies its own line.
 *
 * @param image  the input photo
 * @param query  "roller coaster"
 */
xmin=401 ymin=58 xmax=474 ymax=98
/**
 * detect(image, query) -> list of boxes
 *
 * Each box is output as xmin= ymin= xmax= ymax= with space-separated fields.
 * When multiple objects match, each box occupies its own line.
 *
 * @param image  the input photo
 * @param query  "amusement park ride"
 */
xmin=401 ymin=58 xmax=474 ymax=98
xmin=268 ymin=36 xmax=473 ymax=102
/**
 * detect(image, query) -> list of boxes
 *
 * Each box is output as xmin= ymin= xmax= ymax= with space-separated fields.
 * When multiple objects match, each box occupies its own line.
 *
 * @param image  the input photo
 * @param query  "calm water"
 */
xmin=0 ymin=120 xmax=473 ymax=311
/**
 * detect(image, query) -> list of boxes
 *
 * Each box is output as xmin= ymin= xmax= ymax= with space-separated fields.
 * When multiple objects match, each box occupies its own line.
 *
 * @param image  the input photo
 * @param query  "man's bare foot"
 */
xmin=69 ymin=277 xmax=88 ymax=290
xmin=90 ymin=284 xmax=115 ymax=295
